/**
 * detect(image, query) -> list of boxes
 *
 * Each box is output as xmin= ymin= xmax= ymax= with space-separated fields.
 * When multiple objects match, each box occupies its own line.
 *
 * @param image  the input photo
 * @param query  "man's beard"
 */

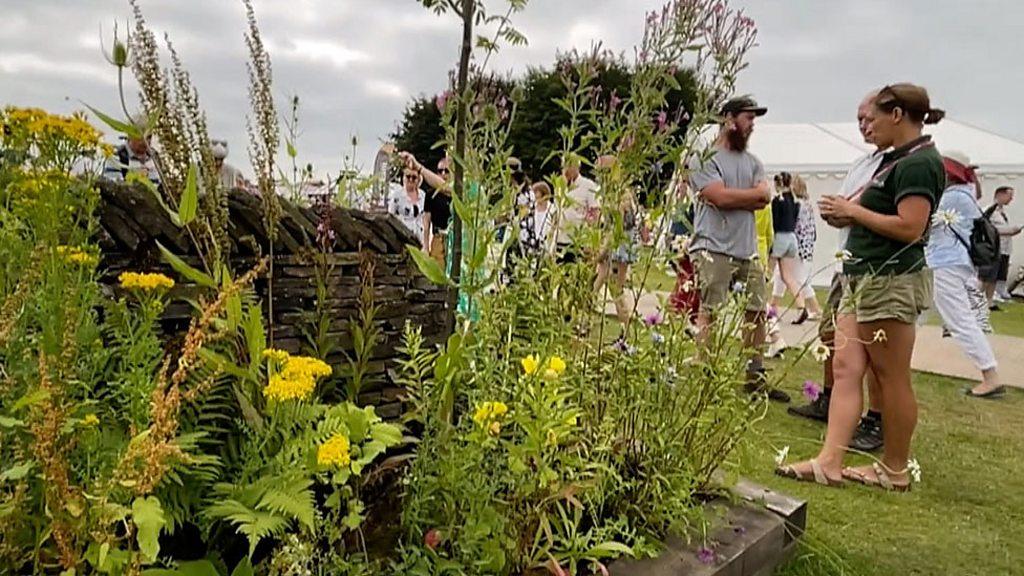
xmin=726 ymin=127 xmax=750 ymax=151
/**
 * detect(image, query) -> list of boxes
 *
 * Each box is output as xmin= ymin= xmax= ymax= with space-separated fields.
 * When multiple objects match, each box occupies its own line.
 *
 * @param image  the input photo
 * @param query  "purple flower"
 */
xmin=696 ymin=546 xmax=716 ymax=565
xmin=644 ymin=312 xmax=663 ymax=327
xmin=435 ymin=90 xmax=451 ymax=112
xmin=802 ymin=380 xmax=822 ymax=402
xmin=656 ymin=110 xmax=669 ymax=132
xmin=767 ymin=306 xmax=778 ymax=320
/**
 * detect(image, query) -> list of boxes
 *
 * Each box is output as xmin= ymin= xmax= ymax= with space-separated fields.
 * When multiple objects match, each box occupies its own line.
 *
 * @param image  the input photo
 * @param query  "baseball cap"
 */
xmin=720 ymin=95 xmax=767 ymax=117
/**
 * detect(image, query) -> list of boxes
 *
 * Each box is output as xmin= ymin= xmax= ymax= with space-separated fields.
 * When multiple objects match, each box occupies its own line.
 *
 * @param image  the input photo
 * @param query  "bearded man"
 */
xmin=688 ymin=96 xmax=788 ymax=401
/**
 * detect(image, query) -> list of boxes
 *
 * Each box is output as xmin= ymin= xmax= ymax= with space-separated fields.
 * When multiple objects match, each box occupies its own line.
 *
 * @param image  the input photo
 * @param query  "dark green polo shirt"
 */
xmin=844 ymin=137 xmax=944 ymax=276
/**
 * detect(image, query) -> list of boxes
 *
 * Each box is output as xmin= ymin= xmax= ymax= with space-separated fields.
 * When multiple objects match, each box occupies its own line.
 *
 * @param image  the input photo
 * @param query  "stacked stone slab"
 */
xmin=94 ymin=179 xmax=452 ymax=418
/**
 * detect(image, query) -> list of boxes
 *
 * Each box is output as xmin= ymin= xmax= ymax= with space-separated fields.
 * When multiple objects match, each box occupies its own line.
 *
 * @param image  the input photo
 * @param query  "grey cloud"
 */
xmin=3 ymin=0 xmax=1024 ymax=179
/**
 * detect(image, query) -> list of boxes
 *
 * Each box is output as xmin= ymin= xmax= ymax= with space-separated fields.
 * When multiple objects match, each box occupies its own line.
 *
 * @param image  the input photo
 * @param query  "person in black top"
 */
xmin=770 ymin=172 xmax=816 ymax=323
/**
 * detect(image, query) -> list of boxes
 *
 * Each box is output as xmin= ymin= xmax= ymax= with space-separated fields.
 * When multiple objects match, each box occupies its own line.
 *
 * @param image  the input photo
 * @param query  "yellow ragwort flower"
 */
xmin=81 ymin=414 xmax=100 ymax=426
xmin=521 ymin=354 xmax=539 ymax=375
xmin=281 ymin=356 xmax=332 ymax=382
xmin=317 ymin=434 xmax=352 ymax=468
xmin=119 ymin=272 xmax=175 ymax=291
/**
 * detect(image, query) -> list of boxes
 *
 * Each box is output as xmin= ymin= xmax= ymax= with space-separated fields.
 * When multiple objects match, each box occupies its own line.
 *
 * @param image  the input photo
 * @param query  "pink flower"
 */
xmin=697 ymin=546 xmax=716 ymax=565
xmin=644 ymin=312 xmax=663 ymax=327
xmin=435 ymin=90 xmax=451 ymax=112
xmin=802 ymin=380 xmax=822 ymax=402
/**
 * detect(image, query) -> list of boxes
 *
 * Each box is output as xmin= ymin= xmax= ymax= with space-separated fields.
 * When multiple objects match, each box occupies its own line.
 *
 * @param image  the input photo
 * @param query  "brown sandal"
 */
xmin=842 ymin=462 xmax=911 ymax=492
xmin=775 ymin=458 xmax=844 ymax=487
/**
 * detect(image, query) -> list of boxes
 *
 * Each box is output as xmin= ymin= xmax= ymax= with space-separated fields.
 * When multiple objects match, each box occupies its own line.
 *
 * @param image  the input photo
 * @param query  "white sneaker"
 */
xmin=768 ymin=338 xmax=788 ymax=358
xmin=994 ymin=294 xmax=1009 ymax=303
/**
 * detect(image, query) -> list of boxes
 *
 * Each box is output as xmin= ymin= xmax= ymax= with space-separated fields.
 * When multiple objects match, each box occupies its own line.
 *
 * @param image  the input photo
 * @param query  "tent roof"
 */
xmin=744 ymin=119 xmax=1024 ymax=174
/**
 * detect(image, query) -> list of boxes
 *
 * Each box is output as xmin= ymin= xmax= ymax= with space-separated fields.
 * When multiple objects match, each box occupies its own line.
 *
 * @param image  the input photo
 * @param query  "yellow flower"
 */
xmin=317 ymin=434 xmax=352 ymax=468
xmin=521 ymin=354 xmax=539 ymax=375
xmin=488 ymin=421 xmax=502 ymax=436
xmin=546 ymin=429 xmax=558 ymax=446
xmin=262 ymin=348 xmax=291 ymax=364
xmin=81 ymin=414 xmax=100 ymax=426
xmin=263 ymin=374 xmax=316 ymax=402
xmin=119 ymin=272 xmax=175 ymax=291
xmin=472 ymin=401 xmax=509 ymax=429
xmin=262 ymin=354 xmax=331 ymax=402
xmin=547 ymin=356 xmax=566 ymax=375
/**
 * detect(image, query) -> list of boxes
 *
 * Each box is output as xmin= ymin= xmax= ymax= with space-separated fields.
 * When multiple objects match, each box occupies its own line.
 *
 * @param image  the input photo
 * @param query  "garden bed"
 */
xmin=611 ymin=480 xmax=806 ymax=576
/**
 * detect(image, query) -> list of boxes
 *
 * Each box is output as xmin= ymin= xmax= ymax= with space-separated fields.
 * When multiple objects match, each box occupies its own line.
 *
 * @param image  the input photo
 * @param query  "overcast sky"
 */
xmin=3 ymin=0 xmax=1024 ymax=178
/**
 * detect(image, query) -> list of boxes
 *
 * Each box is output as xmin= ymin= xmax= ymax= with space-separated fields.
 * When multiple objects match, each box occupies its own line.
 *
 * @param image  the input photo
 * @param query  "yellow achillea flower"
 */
xmin=317 ymin=434 xmax=352 ymax=468
xmin=119 ymin=272 xmax=175 ymax=291
xmin=261 ymin=348 xmax=291 ymax=363
xmin=57 ymin=246 xmax=97 ymax=266
xmin=81 ymin=414 xmax=100 ymax=426
xmin=521 ymin=355 xmax=539 ymax=375
xmin=262 ymin=354 xmax=332 ymax=402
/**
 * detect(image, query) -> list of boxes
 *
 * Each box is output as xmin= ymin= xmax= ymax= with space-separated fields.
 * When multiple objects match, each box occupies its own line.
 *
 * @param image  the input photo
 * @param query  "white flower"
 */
xmin=811 ymin=342 xmax=831 ymax=362
xmin=834 ymin=249 xmax=853 ymax=263
xmin=681 ymin=280 xmax=695 ymax=292
xmin=671 ymin=234 xmax=691 ymax=253
xmin=774 ymin=446 xmax=790 ymax=466
xmin=907 ymin=458 xmax=922 ymax=483
xmin=930 ymin=209 xmax=960 ymax=228
xmin=731 ymin=281 xmax=746 ymax=293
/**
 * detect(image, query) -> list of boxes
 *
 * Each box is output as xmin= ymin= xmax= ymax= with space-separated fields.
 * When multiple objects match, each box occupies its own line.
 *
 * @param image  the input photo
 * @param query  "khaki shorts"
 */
xmin=818 ymin=273 xmax=845 ymax=338
xmin=839 ymin=269 xmax=932 ymax=325
xmin=692 ymin=250 xmax=767 ymax=313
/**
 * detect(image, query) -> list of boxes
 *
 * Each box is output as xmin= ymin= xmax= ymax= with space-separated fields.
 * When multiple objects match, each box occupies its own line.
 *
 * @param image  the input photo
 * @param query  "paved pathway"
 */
xmin=613 ymin=290 xmax=1024 ymax=390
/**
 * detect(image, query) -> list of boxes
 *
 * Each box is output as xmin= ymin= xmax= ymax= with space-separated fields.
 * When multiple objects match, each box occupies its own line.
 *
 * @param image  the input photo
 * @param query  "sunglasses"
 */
xmin=437 ymin=167 xmax=449 ymax=174
xmin=403 ymin=173 xmax=419 ymax=180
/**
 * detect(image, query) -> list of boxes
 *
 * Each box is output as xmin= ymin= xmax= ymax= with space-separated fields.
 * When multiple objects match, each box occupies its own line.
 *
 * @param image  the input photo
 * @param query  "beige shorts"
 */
xmin=692 ymin=250 xmax=767 ymax=313
xmin=839 ymin=269 xmax=932 ymax=325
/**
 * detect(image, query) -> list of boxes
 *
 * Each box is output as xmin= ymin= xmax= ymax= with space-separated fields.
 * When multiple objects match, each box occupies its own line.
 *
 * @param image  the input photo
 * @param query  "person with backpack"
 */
xmin=926 ymin=151 xmax=1004 ymax=398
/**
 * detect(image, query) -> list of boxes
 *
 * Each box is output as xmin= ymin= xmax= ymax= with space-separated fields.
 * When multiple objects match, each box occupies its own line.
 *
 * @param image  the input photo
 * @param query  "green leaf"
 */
xmin=178 ymin=163 xmax=198 ymax=225
xmin=407 ymin=246 xmax=452 ymax=286
xmin=345 ymin=406 xmax=371 ymax=444
xmin=586 ymin=541 xmax=634 ymax=559
xmin=157 ymin=241 xmax=216 ymax=288
xmin=82 ymin=103 xmax=141 ymax=138
xmin=286 ymin=140 xmax=297 ymax=158
xmin=0 ymin=415 xmax=24 ymax=428
xmin=370 ymin=422 xmax=403 ymax=447
xmin=231 ymin=558 xmax=254 ymax=576
xmin=12 ymin=389 xmax=50 ymax=412
xmin=132 ymin=496 xmax=166 ymax=563
xmin=98 ymin=543 xmax=110 ymax=572
xmin=0 ymin=462 xmax=33 ymax=482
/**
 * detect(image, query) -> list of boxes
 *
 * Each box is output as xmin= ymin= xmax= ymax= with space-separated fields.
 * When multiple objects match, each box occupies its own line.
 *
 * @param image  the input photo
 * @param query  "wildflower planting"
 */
xmin=0 ymin=0 xmax=793 ymax=574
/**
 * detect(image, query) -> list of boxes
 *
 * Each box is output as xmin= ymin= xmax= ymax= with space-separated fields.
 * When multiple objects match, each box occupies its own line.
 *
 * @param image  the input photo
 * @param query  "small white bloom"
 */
xmin=930 ymin=209 xmax=960 ymax=228
xmin=907 ymin=458 xmax=922 ymax=483
xmin=672 ymin=234 xmax=691 ymax=253
xmin=681 ymin=280 xmax=695 ymax=292
xmin=811 ymin=342 xmax=831 ymax=362
xmin=774 ymin=446 xmax=790 ymax=467
xmin=834 ymin=249 xmax=853 ymax=263
xmin=732 ymin=281 xmax=746 ymax=293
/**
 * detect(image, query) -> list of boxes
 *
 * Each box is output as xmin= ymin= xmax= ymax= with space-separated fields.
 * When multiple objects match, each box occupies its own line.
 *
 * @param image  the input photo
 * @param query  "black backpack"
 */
xmin=952 ymin=204 xmax=1001 ymax=269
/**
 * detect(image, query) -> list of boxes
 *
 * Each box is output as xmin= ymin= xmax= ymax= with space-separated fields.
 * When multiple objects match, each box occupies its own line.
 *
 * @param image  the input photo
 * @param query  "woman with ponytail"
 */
xmin=777 ymin=83 xmax=945 ymax=491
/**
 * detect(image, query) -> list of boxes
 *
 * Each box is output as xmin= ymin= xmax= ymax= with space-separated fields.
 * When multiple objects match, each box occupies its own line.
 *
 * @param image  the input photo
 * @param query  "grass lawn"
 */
xmin=735 ymin=355 xmax=1024 ymax=576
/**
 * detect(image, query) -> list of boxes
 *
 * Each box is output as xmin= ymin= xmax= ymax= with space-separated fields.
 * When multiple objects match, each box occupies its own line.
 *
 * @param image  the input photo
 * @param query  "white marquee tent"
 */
xmin=746 ymin=119 xmax=1024 ymax=286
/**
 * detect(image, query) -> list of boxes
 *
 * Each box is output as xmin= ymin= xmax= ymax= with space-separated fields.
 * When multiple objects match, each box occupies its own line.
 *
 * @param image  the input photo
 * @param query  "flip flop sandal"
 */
xmin=964 ymin=386 xmax=1006 ymax=399
xmin=842 ymin=463 xmax=911 ymax=493
xmin=775 ymin=458 xmax=843 ymax=487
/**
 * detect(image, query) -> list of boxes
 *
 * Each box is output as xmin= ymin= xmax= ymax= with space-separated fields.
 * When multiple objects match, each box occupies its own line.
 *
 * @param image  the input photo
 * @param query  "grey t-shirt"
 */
xmin=687 ymin=147 xmax=765 ymax=260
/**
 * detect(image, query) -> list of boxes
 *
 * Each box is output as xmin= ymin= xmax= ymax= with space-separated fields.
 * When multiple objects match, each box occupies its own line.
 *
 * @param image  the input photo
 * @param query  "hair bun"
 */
xmin=924 ymin=108 xmax=946 ymax=125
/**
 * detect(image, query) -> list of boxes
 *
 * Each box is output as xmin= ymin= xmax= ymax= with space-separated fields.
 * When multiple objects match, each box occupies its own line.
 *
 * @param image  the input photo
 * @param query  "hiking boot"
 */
xmin=788 ymin=391 xmax=830 ymax=423
xmin=850 ymin=415 xmax=883 ymax=452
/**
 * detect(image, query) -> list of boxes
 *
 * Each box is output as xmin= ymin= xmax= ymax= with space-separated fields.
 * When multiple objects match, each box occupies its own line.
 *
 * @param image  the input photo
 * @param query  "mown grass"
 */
xmin=733 ymin=355 xmax=1024 ymax=576
xmin=922 ymin=298 xmax=1024 ymax=339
